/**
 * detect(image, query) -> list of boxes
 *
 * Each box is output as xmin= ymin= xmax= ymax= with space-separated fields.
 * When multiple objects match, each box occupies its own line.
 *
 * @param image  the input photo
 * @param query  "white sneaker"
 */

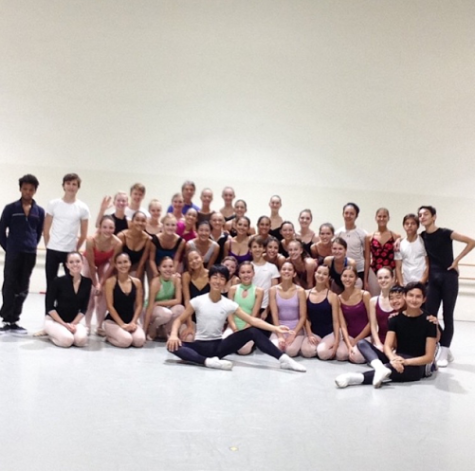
xmin=204 ymin=357 xmax=233 ymax=370
xmin=438 ymin=346 xmax=449 ymax=368
xmin=373 ymin=366 xmax=392 ymax=388
xmin=447 ymin=349 xmax=454 ymax=363
xmin=279 ymin=354 xmax=307 ymax=372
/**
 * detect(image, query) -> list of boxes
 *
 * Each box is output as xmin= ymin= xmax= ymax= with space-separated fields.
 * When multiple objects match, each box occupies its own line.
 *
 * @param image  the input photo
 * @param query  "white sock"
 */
xmin=204 ymin=357 xmax=233 ymax=370
xmin=372 ymin=366 xmax=392 ymax=388
xmin=335 ymin=373 xmax=364 ymax=388
xmin=370 ymin=359 xmax=385 ymax=370
xmin=279 ymin=354 xmax=307 ymax=372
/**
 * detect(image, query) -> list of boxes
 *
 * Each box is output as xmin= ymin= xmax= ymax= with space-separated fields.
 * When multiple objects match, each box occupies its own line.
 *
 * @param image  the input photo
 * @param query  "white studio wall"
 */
xmin=1 ymin=1 xmax=475 ymax=319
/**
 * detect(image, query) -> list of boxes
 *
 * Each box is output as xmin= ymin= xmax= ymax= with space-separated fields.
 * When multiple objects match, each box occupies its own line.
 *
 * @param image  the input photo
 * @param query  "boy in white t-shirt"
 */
xmin=249 ymin=236 xmax=280 ymax=322
xmin=167 ymin=265 xmax=305 ymax=372
xmin=43 ymin=173 xmax=90 ymax=289
xmin=394 ymin=213 xmax=429 ymax=286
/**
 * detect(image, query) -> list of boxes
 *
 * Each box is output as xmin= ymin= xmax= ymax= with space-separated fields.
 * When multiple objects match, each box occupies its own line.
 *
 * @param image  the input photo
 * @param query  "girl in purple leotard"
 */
xmin=269 ymin=261 xmax=307 ymax=357
xmin=224 ymin=216 xmax=252 ymax=265
xmin=337 ymin=265 xmax=371 ymax=363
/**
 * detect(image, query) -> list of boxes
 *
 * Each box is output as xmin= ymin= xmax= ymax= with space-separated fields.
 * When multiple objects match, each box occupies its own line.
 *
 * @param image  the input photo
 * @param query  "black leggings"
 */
xmin=357 ymin=340 xmax=425 ymax=384
xmin=173 ymin=328 xmax=283 ymax=365
xmin=425 ymin=269 xmax=458 ymax=347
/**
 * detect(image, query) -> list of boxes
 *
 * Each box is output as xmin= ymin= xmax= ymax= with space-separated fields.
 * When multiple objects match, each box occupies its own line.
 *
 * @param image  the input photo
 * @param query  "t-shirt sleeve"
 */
xmin=225 ymin=298 xmax=239 ymax=314
xmin=388 ymin=316 xmax=398 ymax=332
xmin=270 ymin=264 xmax=280 ymax=279
xmin=80 ymin=202 xmax=90 ymax=220
xmin=190 ymin=297 xmax=198 ymax=310
xmin=46 ymin=199 xmax=57 ymax=216
xmin=426 ymin=319 xmax=437 ymax=338
xmin=394 ymin=250 xmax=402 ymax=261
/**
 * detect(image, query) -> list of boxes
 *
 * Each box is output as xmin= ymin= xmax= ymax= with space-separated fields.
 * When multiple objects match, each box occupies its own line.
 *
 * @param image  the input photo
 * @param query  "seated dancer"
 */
xmin=166 ymin=265 xmax=306 ymax=372
xmin=335 ymin=282 xmax=437 ymax=388
xmin=44 ymin=251 xmax=91 ymax=348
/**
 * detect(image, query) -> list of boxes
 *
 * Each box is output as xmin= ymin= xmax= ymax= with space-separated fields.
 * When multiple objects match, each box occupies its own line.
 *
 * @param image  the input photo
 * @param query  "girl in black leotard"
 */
xmin=117 ymin=211 xmax=151 ymax=282
xmin=209 ymin=212 xmax=228 ymax=264
xmin=224 ymin=200 xmax=256 ymax=237
xmin=219 ymin=186 xmax=235 ymax=222
xmin=149 ymin=214 xmax=185 ymax=276
xmin=268 ymin=195 xmax=284 ymax=240
xmin=279 ymin=221 xmax=295 ymax=258
xmin=310 ymin=223 xmax=335 ymax=265
xmin=95 ymin=192 xmax=129 ymax=235
xmin=301 ymin=265 xmax=340 ymax=360
xmin=323 ymin=237 xmax=357 ymax=294
xmin=103 ymin=253 xmax=146 ymax=348
xmin=286 ymin=239 xmax=316 ymax=290
xmin=296 ymin=209 xmax=319 ymax=255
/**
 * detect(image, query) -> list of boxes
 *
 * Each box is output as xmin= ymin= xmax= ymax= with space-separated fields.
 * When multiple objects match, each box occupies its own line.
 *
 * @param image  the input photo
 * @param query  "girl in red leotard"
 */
xmin=364 ymin=208 xmax=400 ymax=296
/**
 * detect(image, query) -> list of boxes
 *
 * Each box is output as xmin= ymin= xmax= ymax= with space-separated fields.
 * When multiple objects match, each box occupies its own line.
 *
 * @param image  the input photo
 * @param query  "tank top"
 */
xmin=155 ymin=277 xmax=175 ymax=302
xmin=152 ymin=235 xmax=182 ymax=265
xmin=228 ymin=240 xmax=252 ymax=264
xmin=340 ymin=296 xmax=368 ymax=339
xmin=92 ymin=241 xmax=114 ymax=267
xmin=211 ymin=232 xmax=228 ymax=264
xmin=112 ymin=214 xmax=129 ymax=235
xmin=329 ymin=257 xmax=348 ymax=290
xmin=306 ymin=290 xmax=333 ymax=338
xmin=189 ymin=279 xmax=210 ymax=299
xmin=370 ymin=235 xmax=396 ymax=273
xmin=279 ymin=241 xmax=289 ymax=258
xmin=187 ymin=240 xmax=216 ymax=264
xmin=275 ymin=289 xmax=300 ymax=330
xmin=375 ymin=296 xmax=397 ymax=343
xmin=233 ymin=284 xmax=256 ymax=330
xmin=105 ymin=277 xmax=136 ymax=324
xmin=122 ymin=238 xmax=146 ymax=266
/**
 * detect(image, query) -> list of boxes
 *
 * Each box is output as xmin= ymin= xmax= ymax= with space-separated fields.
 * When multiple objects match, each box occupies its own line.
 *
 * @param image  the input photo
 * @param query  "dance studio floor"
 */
xmin=1 ymin=294 xmax=474 ymax=471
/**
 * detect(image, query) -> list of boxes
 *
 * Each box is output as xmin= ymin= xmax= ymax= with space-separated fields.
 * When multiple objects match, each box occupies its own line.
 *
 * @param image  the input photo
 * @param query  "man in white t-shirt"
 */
xmin=394 ymin=213 xmax=429 ymax=286
xmin=335 ymin=202 xmax=367 ymax=279
xmin=167 ymin=265 xmax=305 ymax=372
xmin=125 ymin=182 xmax=150 ymax=219
xmin=43 ymin=173 xmax=90 ymax=289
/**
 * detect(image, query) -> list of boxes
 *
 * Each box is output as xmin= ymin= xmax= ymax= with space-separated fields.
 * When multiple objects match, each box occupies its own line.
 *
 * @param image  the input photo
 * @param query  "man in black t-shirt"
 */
xmin=335 ymin=282 xmax=437 ymax=389
xmin=418 ymin=205 xmax=475 ymax=367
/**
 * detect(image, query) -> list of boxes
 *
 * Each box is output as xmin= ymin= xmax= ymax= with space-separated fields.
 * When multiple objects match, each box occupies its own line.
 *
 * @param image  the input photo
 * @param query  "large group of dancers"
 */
xmin=1 ymin=173 xmax=474 ymax=388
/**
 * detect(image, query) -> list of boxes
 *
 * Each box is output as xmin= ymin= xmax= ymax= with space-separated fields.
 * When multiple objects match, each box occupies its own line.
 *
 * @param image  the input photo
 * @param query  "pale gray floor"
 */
xmin=1 ymin=294 xmax=475 ymax=471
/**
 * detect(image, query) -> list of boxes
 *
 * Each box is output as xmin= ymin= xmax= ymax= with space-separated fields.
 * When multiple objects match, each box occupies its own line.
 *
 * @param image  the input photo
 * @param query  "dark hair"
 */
xmin=19 ymin=174 xmax=39 ymax=190
xmin=209 ymin=264 xmax=230 ymax=281
xmin=66 ymin=251 xmax=83 ymax=263
xmin=99 ymin=215 xmax=115 ymax=227
xmin=319 ymin=222 xmax=335 ymax=234
xmin=404 ymin=281 xmax=426 ymax=297
xmin=197 ymin=220 xmax=211 ymax=230
xmin=332 ymin=237 xmax=347 ymax=250
xmin=236 ymin=216 xmax=251 ymax=227
xmin=114 ymin=252 xmax=131 ymax=263
xmin=341 ymin=265 xmax=358 ymax=278
xmin=257 ymin=215 xmax=271 ymax=226
xmin=418 ymin=205 xmax=436 ymax=216
xmin=377 ymin=266 xmax=394 ymax=277
xmin=264 ymin=236 xmax=279 ymax=247
xmin=389 ymin=285 xmax=404 ymax=295
xmin=131 ymin=211 xmax=147 ymax=221
xmin=280 ymin=260 xmax=295 ymax=272
xmin=403 ymin=213 xmax=420 ymax=227
xmin=63 ymin=173 xmax=81 ymax=188
xmin=343 ymin=202 xmax=360 ymax=217
xmin=158 ymin=256 xmax=174 ymax=267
